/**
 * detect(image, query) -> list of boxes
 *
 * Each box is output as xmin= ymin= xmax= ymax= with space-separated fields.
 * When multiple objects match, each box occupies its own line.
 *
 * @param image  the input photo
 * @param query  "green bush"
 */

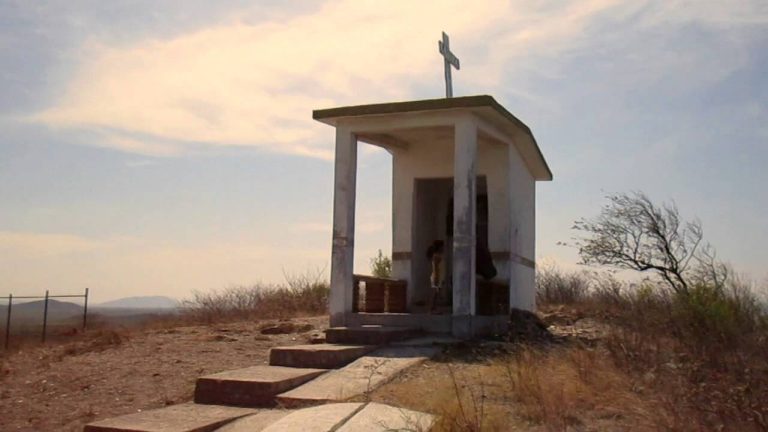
xmin=370 ymin=249 xmax=392 ymax=278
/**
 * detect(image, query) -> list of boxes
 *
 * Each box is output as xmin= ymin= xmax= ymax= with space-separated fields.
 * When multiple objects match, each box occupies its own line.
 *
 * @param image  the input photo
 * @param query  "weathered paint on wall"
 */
xmin=330 ymin=108 xmax=540 ymax=331
xmin=329 ymin=127 xmax=358 ymax=326
xmin=387 ymin=117 xmax=540 ymax=313
xmin=508 ymin=132 xmax=536 ymax=311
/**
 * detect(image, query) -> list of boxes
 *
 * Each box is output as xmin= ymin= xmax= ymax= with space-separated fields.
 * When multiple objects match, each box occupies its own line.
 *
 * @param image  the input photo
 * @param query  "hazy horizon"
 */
xmin=1 ymin=1 xmax=766 ymax=303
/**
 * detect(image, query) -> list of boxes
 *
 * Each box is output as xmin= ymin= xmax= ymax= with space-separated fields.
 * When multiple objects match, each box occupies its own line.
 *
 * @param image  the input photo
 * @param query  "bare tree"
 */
xmin=573 ymin=192 xmax=725 ymax=296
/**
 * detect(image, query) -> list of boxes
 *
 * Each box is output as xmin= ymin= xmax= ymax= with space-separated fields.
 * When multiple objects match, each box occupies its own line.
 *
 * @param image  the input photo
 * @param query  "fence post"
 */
xmin=82 ymin=288 xmax=89 ymax=331
xmin=4 ymin=294 xmax=11 ymax=350
xmin=42 ymin=290 xmax=49 ymax=343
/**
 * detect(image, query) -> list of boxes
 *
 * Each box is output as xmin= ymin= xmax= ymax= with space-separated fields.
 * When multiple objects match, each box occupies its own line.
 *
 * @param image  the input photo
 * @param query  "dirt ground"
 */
xmin=0 ymin=316 xmax=327 ymax=432
xmin=1 ymin=311 xmax=669 ymax=432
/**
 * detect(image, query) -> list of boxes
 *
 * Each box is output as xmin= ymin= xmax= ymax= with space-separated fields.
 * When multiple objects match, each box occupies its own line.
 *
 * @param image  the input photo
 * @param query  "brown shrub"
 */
xmin=501 ymin=346 xmax=660 ymax=431
xmin=537 ymin=266 xmax=768 ymax=431
xmin=180 ymin=269 xmax=329 ymax=324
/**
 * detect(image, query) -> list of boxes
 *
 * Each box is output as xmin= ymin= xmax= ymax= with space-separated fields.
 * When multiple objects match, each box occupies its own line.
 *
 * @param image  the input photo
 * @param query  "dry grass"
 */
xmin=500 ymin=346 xmax=661 ymax=431
xmin=373 ymin=267 xmax=766 ymax=431
xmin=1 ymin=270 xmax=329 ymax=358
xmin=373 ymin=343 xmax=662 ymax=432
xmin=180 ymin=269 xmax=329 ymax=323
xmin=537 ymin=266 xmax=768 ymax=432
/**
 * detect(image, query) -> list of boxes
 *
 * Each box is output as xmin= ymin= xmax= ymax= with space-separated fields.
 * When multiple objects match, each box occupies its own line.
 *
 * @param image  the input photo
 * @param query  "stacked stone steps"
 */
xmin=193 ymin=334 xmax=395 ymax=409
xmin=86 ymin=401 xmax=436 ymax=432
xmin=193 ymin=365 xmax=326 ymax=408
xmin=219 ymin=402 xmax=436 ymax=432
xmin=84 ymin=326 xmax=437 ymax=431
xmin=276 ymin=345 xmax=439 ymax=407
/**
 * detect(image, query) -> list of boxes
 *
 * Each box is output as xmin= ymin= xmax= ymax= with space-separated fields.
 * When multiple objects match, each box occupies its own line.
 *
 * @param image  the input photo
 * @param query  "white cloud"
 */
xmin=30 ymin=0 xmax=639 ymax=158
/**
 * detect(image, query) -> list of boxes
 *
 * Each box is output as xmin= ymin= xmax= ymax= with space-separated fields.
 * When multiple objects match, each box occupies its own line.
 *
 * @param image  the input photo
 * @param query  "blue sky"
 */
xmin=1 ymin=1 xmax=766 ymax=302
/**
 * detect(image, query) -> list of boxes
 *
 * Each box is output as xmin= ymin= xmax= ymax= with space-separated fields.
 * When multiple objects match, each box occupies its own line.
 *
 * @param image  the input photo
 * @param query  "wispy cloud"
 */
xmin=29 ymin=0 xmax=648 ymax=158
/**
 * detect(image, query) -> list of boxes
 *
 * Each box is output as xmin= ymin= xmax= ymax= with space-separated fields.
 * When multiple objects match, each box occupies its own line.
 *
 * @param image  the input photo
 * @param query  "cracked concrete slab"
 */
xmin=261 ymin=403 xmax=363 ymax=432
xmin=337 ymin=402 xmax=436 ymax=432
xmin=276 ymin=346 xmax=439 ymax=406
xmin=213 ymin=410 xmax=292 ymax=432
xmin=83 ymin=403 xmax=256 ymax=432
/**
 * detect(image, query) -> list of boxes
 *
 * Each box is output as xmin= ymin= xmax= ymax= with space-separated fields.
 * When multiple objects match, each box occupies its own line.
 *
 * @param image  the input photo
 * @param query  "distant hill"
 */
xmin=0 ymin=296 xmax=180 ymax=328
xmin=0 ymin=299 xmax=84 ymax=323
xmin=96 ymin=296 xmax=179 ymax=310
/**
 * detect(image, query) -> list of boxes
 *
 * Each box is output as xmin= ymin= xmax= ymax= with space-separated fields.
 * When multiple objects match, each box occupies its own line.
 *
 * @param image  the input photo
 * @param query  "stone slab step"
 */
xmin=214 ymin=402 xmax=435 ymax=432
xmin=260 ymin=403 xmax=362 ymax=432
xmin=276 ymin=346 xmax=439 ymax=407
xmin=194 ymin=365 xmax=326 ymax=408
xmin=214 ymin=410 xmax=291 ymax=432
xmin=324 ymin=325 xmax=418 ymax=345
xmin=83 ymin=402 xmax=256 ymax=432
xmin=269 ymin=344 xmax=376 ymax=369
xmin=336 ymin=402 xmax=436 ymax=432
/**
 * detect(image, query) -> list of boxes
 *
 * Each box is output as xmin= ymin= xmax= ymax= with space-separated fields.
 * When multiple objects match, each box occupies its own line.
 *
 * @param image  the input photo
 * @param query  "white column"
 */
xmin=452 ymin=117 xmax=477 ymax=338
xmin=329 ymin=126 xmax=357 ymax=327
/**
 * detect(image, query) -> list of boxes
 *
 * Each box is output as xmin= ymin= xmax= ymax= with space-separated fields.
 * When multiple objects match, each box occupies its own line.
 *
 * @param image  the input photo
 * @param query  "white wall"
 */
xmin=391 ymin=129 xmax=514 ymax=309
xmin=391 ymin=138 xmax=453 ymax=306
xmin=478 ymin=138 xmax=511 ymax=281
xmin=508 ymin=136 xmax=536 ymax=311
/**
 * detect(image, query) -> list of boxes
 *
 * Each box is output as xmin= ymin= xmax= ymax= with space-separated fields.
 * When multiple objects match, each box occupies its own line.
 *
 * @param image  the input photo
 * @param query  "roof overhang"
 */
xmin=313 ymin=95 xmax=552 ymax=181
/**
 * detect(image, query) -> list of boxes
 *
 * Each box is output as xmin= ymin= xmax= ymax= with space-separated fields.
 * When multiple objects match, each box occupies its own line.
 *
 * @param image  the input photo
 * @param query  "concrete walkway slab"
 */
xmin=337 ymin=402 xmax=436 ymax=432
xmin=261 ymin=403 xmax=363 ymax=432
xmin=276 ymin=346 xmax=439 ymax=407
xmin=269 ymin=344 xmax=376 ymax=369
xmin=214 ymin=410 xmax=291 ymax=432
xmin=84 ymin=403 xmax=256 ymax=432
xmin=325 ymin=325 xmax=418 ymax=345
xmin=195 ymin=365 xmax=326 ymax=407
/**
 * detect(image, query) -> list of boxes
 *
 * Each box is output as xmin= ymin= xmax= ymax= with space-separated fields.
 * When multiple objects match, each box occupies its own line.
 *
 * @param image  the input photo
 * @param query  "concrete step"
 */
xmin=336 ymin=402 xmax=436 ymax=431
xmin=276 ymin=346 xmax=439 ymax=407
xmin=194 ymin=365 xmax=326 ymax=408
xmin=324 ymin=325 xmax=419 ymax=345
xmin=84 ymin=402 xmax=256 ymax=432
xmin=214 ymin=402 xmax=435 ymax=432
xmin=269 ymin=344 xmax=376 ymax=369
xmin=257 ymin=403 xmax=362 ymax=432
xmin=214 ymin=410 xmax=291 ymax=432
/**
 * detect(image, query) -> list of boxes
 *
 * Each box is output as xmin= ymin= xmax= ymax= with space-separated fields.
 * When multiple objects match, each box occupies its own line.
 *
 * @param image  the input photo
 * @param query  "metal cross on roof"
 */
xmin=438 ymin=32 xmax=460 ymax=98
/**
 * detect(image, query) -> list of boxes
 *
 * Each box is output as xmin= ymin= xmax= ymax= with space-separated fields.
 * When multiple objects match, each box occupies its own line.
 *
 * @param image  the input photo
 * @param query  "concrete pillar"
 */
xmin=329 ymin=127 xmax=357 ymax=327
xmin=452 ymin=117 xmax=477 ymax=338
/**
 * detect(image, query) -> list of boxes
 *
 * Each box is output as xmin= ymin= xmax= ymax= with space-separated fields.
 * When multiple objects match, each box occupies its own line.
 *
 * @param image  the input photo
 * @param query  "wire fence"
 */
xmin=2 ymin=288 xmax=89 ymax=350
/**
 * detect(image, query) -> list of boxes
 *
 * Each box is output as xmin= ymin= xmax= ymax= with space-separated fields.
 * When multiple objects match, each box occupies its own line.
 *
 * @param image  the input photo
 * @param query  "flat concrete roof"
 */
xmin=313 ymin=95 xmax=552 ymax=181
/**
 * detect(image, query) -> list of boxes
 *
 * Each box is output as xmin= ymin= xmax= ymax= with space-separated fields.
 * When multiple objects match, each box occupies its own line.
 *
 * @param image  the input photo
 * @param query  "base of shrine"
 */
xmin=344 ymin=312 xmax=508 ymax=338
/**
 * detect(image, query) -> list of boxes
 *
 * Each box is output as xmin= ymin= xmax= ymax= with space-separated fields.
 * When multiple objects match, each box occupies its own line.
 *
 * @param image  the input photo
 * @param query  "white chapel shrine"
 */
xmin=315 ymin=96 xmax=552 ymax=339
